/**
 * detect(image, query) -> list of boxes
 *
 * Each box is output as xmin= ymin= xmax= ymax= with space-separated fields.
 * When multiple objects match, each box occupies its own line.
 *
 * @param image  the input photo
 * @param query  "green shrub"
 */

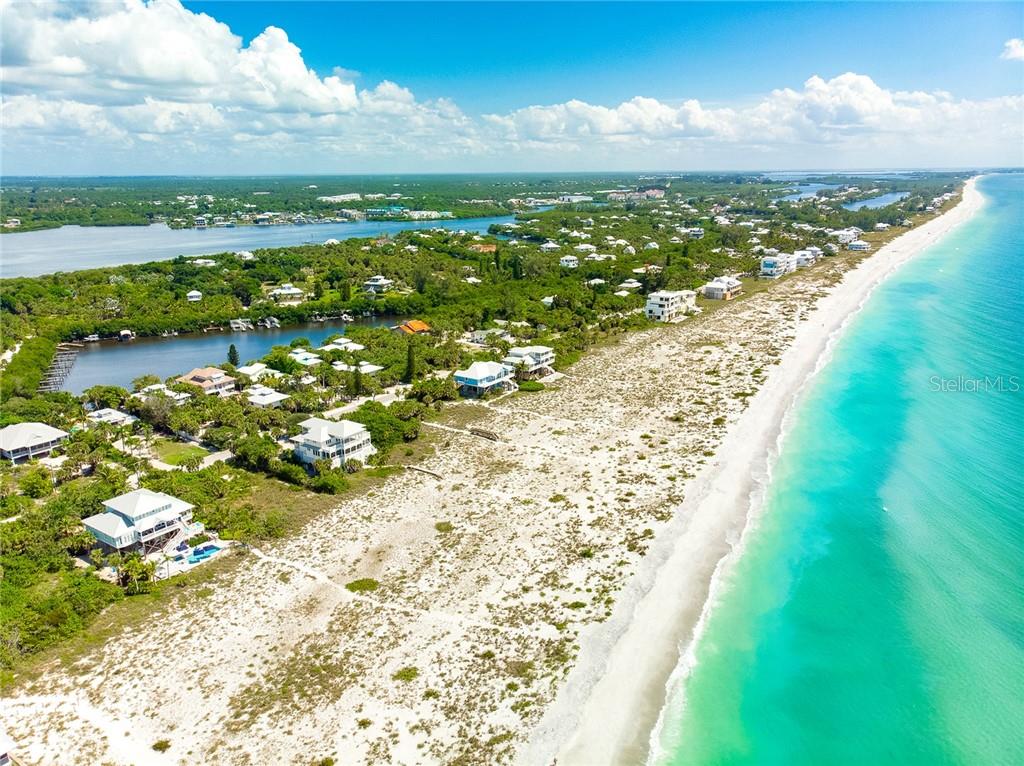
xmin=310 ymin=470 xmax=348 ymax=495
xmin=518 ymin=381 xmax=544 ymax=392
xmin=18 ymin=466 xmax=53 ymax=499
xmin=152 ymin=740 xmax=171 ymax=753
xmin=434 ymin=521 xmax=454 ymax=533
xmin=345 ymin=578 xmax=379 ymax=593
xmin=392 ymin=666 xmax=419 ymax=682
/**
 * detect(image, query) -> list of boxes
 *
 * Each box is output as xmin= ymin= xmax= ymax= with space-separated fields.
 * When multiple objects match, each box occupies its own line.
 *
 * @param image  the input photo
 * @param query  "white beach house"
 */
xmin=81 ymin=488 xmax=199 ymax=554
xmin=133 ymin=383 xmax=192 ymax=405
xmin=848 ymin=240 xmax=871 ymax=251
xmin=246 ymin=384 xmax=290 ymax=409
xmin=332 ymin=360 xmax=385 ymax=375
xmin=502 ymin=346 xmax=556 ymax=378
xmin=761 ymin=252 xmax=798 ymax=278
xmin=288 ymin=348 xmax=323 ymax=367
xmin=701 ymin=276 xmax=743 ymax=300
xmin=645 ymin=290 xmax=697 ymax=322
xmin=270 ymin=283 xmax=305 ymax=304
xmin=363 ymin=275 xmax=395 ymax=294
xmin=235 ymin=362 xmax=284 ymax=381
xmin=539 ymin=241 xmax=561 ymax=253
xmin=86 ymin=408 xmax=139 ymax=428
xmin=0 ymin=422 xmax=69 ymax=463
xmin=794 ymin=249 xmax=817 ymax=268
xmin=454 ymin=361 xmax=516 ymax=397
xmin=291 ymin=417 xmax=376 ymax=468
xmin=319 ymin=338 xmax=366 ymax=353
xmin=186 ymin=290 xmax=203 ymax=302
xmin=560 ymin=255 xmax=580 ymax=268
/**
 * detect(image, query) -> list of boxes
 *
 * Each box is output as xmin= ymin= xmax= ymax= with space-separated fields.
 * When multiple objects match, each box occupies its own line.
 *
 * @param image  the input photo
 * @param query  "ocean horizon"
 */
xmin=653 ymin=173 xmax=1024 ymax=765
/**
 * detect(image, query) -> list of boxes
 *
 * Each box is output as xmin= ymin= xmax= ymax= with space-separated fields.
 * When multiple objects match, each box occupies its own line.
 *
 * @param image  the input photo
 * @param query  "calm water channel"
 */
xmin=61 ymin=317 xmax=394 ymax=393
xmin=0 ymin=215 xmax=515 ymax=278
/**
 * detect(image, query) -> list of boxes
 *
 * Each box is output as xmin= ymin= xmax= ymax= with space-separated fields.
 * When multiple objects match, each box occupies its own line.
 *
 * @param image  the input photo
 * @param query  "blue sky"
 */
xmin=2 ymin=1 xmax=1022 ymax=173
xmin=187 ymin=1 xmax=1022 ymax=109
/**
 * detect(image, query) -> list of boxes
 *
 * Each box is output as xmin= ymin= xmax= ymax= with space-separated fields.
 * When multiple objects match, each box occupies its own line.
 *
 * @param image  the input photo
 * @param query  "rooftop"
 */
xmin=0 ymin=422 xmax=68 ymax=452
xmin=103 ymin=488 xmax=194 ymax=522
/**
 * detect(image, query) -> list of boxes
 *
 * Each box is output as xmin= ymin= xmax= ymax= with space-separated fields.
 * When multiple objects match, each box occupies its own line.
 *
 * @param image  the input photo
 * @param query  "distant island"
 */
xmin=0 ymin=172 xmax=958 ymax=234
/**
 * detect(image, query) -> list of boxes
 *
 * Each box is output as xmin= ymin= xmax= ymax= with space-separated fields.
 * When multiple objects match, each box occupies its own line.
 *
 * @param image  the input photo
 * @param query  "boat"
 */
xmin=257 ymin=316 xmax=281 ymax=329
xmin=339 ymin=313 xmax=354 ymax=323
xmin=229 ymin=319 xmax=254 ymax=331
xmin=118 ymin=329 xmax=135 ymax=342
xmin=83 ymin=334 xmax=100 ymax=342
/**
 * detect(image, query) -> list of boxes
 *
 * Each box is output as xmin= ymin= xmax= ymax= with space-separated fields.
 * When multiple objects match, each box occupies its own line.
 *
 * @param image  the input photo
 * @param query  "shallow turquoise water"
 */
xmin=657 ymin=174 xmax=1024 ymax=765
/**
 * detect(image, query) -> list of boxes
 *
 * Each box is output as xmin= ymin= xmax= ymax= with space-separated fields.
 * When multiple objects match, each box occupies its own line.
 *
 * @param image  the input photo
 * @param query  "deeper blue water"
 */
xmin=656 ymin=174 xmax=1023 ymax=765
xmin=0 ymin=215 xmax=514 ymax=278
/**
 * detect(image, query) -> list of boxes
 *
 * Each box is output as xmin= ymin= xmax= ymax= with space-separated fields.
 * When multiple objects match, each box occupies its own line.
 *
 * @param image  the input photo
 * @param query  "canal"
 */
xmin=61 ymin=317 xmax=394 ymax=394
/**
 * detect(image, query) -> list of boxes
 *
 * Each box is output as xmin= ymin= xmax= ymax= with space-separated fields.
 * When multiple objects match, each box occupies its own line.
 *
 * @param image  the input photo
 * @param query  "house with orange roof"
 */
xmin=394 ymin=319 xmax=432 ymax=335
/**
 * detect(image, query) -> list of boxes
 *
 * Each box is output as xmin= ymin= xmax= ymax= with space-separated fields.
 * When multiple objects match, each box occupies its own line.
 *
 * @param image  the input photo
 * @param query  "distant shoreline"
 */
xmin=0 ymin=211 xmax=509 ymax=236
xmin=521 ymin=176 xmax=985 ymax=766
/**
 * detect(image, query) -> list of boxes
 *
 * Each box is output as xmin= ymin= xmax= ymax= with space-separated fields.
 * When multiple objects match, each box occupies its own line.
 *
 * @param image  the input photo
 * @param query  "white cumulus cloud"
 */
xmin=1 ymin=0 xmax=1021 ymax=172
xmin=1001 ymin=38 xmax=1024 ymax=61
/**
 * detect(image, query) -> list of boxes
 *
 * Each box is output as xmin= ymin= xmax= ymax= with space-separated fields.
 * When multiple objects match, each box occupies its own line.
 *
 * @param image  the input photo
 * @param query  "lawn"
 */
xmin=151 ymin=438 xmax=208 ymax=466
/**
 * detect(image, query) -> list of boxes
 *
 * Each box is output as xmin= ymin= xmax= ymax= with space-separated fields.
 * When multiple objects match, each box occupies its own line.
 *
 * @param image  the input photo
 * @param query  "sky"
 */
xmin=1 ymin=0 xmax=1022 ymax=174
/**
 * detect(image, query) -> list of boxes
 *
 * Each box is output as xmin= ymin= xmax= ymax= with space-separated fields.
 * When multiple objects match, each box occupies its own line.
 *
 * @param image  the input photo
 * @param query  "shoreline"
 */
xmin=521 ymin=176 xmax=984 ymax=766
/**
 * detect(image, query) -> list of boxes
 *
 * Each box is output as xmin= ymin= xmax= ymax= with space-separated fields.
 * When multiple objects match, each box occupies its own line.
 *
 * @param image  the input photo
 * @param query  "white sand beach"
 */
xmin=522 ymin=177 xmax=984 ymax=766
xmin=0 ymin=182 xmax=981 ymax=766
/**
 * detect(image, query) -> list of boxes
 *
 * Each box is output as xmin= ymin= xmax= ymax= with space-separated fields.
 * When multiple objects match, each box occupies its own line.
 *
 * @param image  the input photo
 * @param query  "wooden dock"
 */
xmin=37 ymin=343 xmax=81 ymax=393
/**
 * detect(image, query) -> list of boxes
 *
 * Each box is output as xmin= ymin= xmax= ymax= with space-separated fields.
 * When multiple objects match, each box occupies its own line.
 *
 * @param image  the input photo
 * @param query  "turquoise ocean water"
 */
xmin=654 ymin=174 xmax=1023 ymax=765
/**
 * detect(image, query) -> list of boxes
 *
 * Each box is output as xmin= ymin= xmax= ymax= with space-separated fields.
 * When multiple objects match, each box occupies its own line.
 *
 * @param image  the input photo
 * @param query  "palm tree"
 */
xmin=95 ymin=464 xmax=127 ymax=493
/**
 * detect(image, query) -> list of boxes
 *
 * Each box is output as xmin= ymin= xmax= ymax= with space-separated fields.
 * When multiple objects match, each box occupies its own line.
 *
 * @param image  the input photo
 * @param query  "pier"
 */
xmin=37 ymin=344 xmax=81 ymax=393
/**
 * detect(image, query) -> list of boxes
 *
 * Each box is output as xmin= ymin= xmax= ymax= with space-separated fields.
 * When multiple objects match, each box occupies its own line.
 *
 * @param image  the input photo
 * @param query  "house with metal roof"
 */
xmin=291 ymin=417 xmax=376 ymax=468
xmin=454 ymin=361 xmax=516 ymax=397
xmin=0 ymin=422 xmax=69 ymax=463
xmin=82 ymin=488 xmax=199 ymax=554
xmin=502 ymin=346 xmax=555 ymax=378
